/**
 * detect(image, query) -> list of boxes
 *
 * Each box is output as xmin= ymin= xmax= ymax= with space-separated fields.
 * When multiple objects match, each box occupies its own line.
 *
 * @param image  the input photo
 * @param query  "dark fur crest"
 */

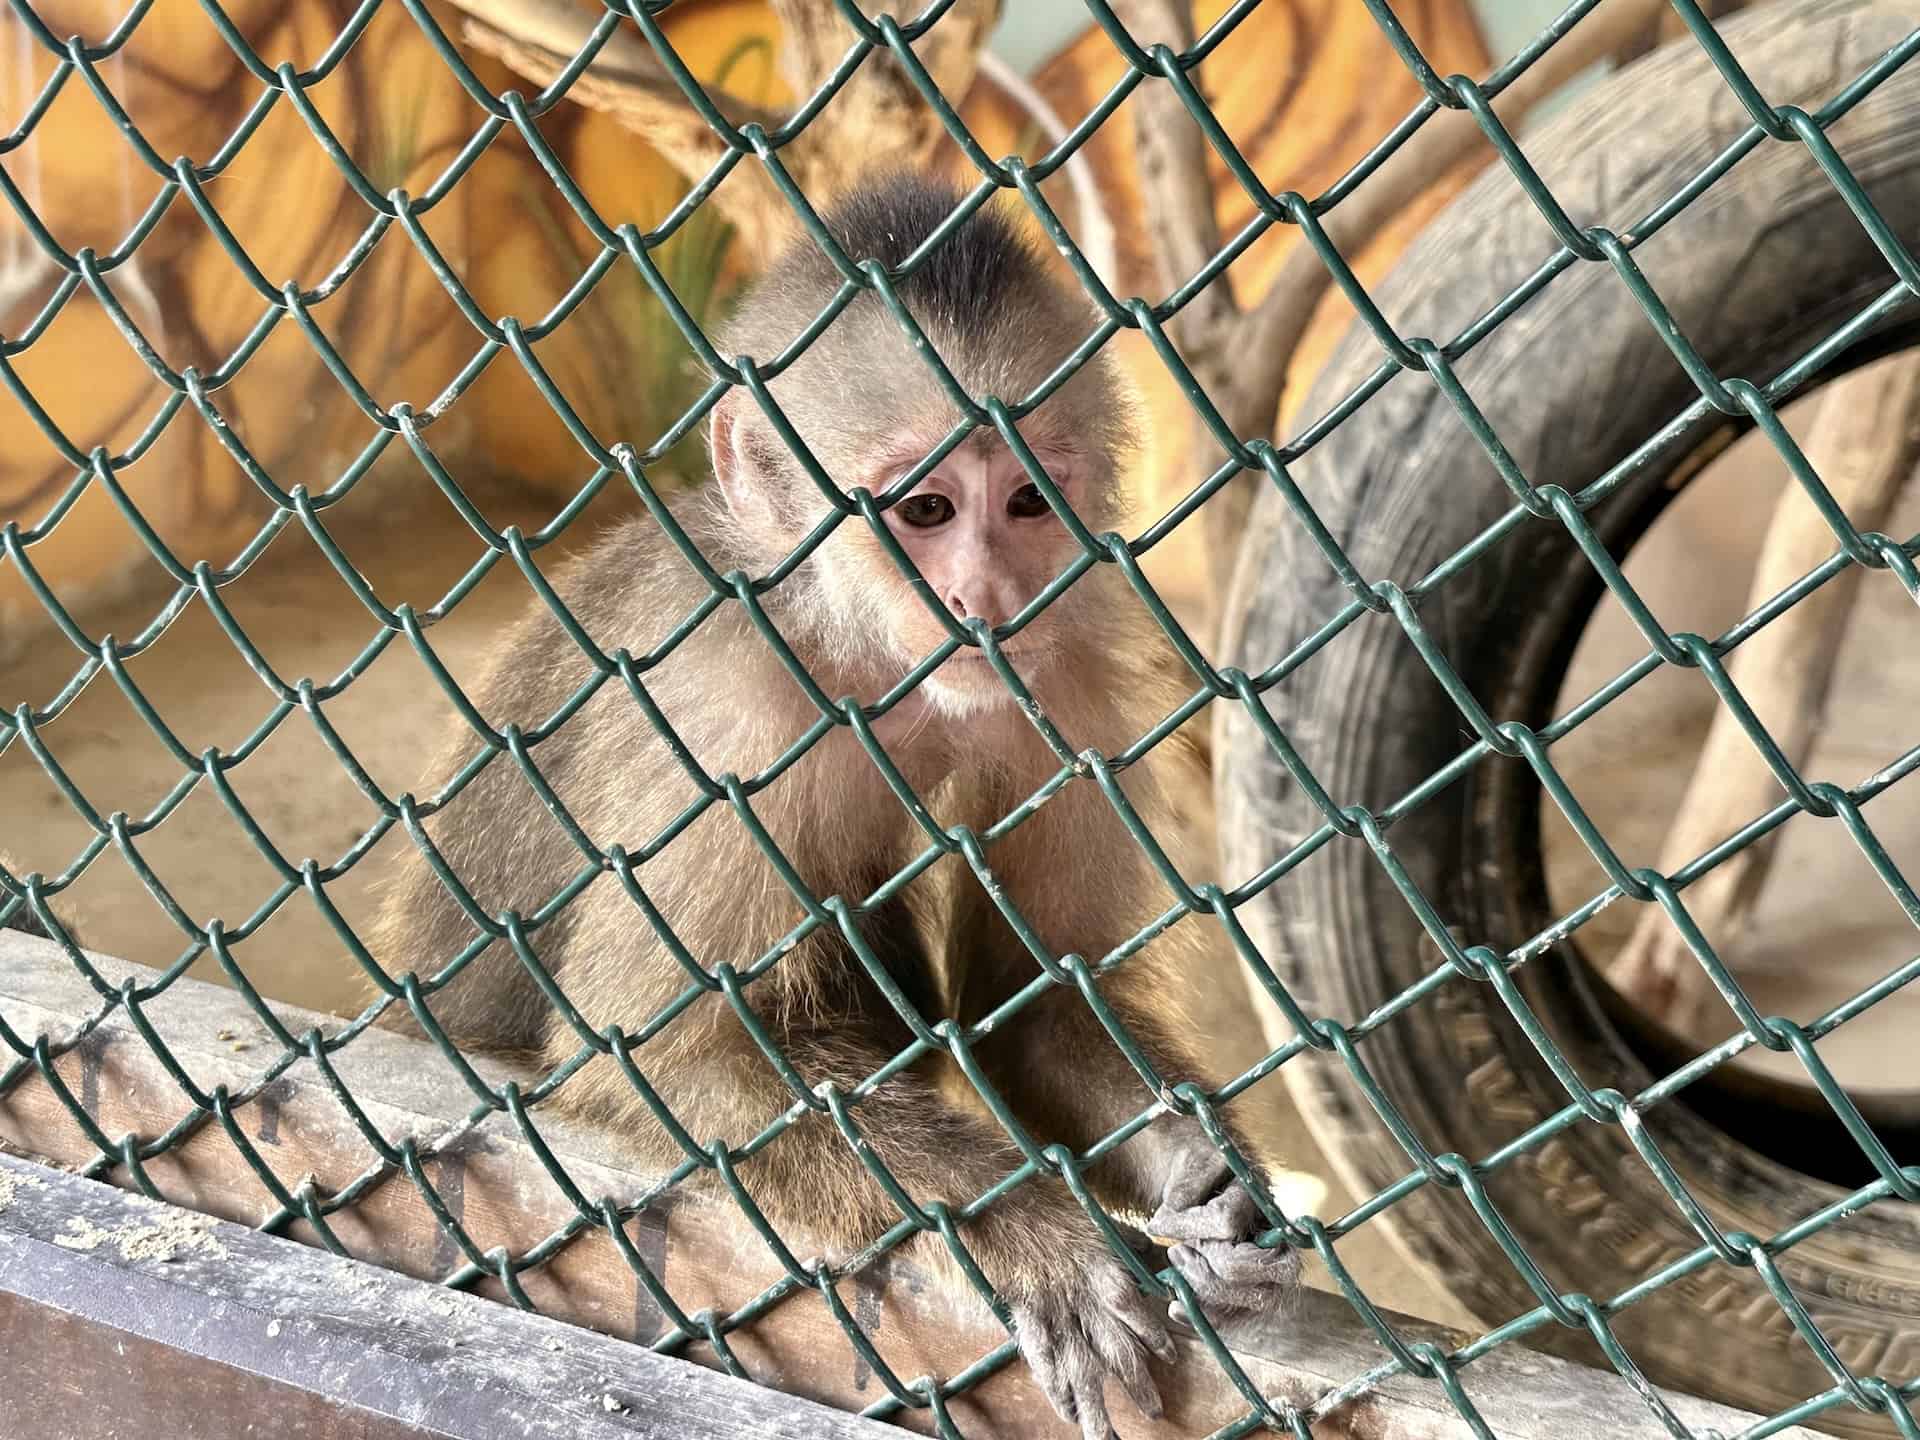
xmin=715 ymin=174 xmax=1081 ymax=386
xmin=816 ymin=175 xmax=1039 ymax=342
xmin=711 ymin=174 xmax=1127 ymax=492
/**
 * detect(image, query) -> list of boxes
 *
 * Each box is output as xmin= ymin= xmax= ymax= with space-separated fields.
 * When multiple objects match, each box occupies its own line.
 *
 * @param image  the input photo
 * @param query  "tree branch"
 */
xmin=1605 ymin=349 xmax=1920 ymax=1042
xmin=1110 ymin=0 xmax=1687 ymax=636
xmin=455 ymin=23 xmax=777 ymax=236
xmin=1609 ymin=0 xmax=1747 ymax=67
xmin=753 ymin=0 xmax=1002 ymax=212
xmin=1106 ymin=0 xmax=1235 ymax=352
xmin=446 ymin=0 xmax=1001 ymax=258
xmin=447 ymin=0 xmax=778 ymax=132
xmin=766 ymin=0 xmax=852 ymax=106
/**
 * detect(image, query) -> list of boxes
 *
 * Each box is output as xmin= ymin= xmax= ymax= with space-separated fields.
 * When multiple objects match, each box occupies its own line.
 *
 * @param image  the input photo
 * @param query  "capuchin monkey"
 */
xmin=369 ymin=175 xmax=1298 ymax=1438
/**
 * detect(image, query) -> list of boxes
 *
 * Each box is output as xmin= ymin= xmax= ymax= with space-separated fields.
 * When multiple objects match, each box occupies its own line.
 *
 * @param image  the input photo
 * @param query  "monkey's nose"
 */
xmin=946 ymin=592 xmax=970 ymax=619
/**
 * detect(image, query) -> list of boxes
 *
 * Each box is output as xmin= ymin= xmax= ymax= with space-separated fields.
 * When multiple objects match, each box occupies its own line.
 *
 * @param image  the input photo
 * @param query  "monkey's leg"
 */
xmin=629 ymin=1012 xmax=1176 ymax=1440
xmin=982 ymin=974 xmax=1303 ymax=1322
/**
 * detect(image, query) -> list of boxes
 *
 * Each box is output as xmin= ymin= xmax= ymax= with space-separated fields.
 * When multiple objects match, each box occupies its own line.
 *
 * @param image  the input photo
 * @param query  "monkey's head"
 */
xmin=707 ymin=177 xmax=1133 ymax=716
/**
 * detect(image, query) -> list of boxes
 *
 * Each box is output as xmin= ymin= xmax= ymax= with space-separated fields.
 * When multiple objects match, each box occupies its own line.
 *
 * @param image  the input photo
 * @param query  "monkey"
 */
xmin=366 ymin=174 xmax=1299 ymax=1439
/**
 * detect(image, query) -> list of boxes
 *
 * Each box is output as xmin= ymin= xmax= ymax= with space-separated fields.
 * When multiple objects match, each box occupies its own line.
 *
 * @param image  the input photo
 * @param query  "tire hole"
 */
xmin=1540 ymin=352 xmax=1920 ymax=1189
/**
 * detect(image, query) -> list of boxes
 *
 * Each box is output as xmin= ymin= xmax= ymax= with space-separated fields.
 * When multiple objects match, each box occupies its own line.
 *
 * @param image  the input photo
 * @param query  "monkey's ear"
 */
xmin=708 ymin=388 xmax=766 ymax=526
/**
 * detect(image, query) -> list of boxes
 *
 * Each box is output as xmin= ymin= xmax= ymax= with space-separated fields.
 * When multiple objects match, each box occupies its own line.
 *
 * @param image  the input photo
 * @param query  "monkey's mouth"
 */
xmin=942 ymin=640 xmax=1053 ymax=673
xmin=927 ymin=647 xmax=1062 ymax=708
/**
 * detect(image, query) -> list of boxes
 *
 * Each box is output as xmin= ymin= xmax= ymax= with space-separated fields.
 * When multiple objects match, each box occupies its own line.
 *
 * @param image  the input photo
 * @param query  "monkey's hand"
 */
xmin=1147 ymin=1143 xmax=1302 ymax=1318
xmin=1008 ymin=1248 xmax=1175 ymax=1440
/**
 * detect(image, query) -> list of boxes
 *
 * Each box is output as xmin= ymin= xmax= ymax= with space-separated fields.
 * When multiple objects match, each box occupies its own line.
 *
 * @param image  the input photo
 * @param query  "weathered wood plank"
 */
xmin=0 ymin=1150 xmax=895 ymax=1440
xmin=0 ymin=933 xmax=1811 ymax=1438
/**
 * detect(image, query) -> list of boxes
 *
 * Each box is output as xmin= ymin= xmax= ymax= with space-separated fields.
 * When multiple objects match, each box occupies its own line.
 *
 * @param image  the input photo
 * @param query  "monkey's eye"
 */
xmin=898 ymin=494 xmax=956 ymax=528
xmin=1006 ymin=483 xmax=1051 ymax=520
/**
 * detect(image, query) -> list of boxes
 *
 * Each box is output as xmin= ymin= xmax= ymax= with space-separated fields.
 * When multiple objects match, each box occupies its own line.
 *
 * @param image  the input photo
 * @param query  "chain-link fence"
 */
xmin=5 ymin=0 xmax=1920 ymax=1436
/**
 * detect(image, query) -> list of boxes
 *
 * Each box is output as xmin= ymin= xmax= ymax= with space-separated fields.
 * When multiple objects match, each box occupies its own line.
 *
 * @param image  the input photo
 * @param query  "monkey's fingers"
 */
xmin=1065 ymin=1357 xmax=1115 ymax=1440
xmin=1167 ymin=1238 xmax=1302 ymax=1315
xmin=1157 ymin=1144 xmax=1234 ymax=1214
xmin=1102 ymin=1225 xmax=1179 ymax=1366
xmin=1088 ymin=1274 xmax=1170 ymax=1418
xmin=1121 ymin=1303 xmax=1178 ymax=1368
xmin=1013 ymin=1299 xmax=1112 ymax=1440
xmin=1148 ymin=1178 xmax=1261 ymax=1245
xmin=1089 ymin=1314 xmax=1164 ymax=1420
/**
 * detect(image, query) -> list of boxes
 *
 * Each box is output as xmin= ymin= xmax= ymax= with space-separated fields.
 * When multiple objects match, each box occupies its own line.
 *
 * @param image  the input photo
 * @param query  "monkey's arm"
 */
xmin=630 ymin=989 xmax=1174 ymax=1440
xmin=964 ymin=744 xmax=1304 ymax=1327
xmin=982 ymin=946 xmax=1304 ymax=1321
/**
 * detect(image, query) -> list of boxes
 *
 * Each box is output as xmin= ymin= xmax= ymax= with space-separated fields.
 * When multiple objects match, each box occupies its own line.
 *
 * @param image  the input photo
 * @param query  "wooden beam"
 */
xmin=0 ymin=932 xmax=1810 ymax=1438
xmin=0 ymin=1149 xmax=894 ymax=1440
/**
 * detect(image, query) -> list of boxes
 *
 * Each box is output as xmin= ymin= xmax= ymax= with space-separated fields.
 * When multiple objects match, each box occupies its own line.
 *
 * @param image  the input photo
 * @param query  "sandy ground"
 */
xmin=7 ymin=374 xmax=1916 ymax=1340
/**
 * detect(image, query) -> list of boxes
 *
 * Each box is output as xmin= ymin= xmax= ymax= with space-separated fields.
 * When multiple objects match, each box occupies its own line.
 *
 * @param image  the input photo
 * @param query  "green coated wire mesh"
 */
xmin=4 ymin=0 xmax=1920 ymax=1437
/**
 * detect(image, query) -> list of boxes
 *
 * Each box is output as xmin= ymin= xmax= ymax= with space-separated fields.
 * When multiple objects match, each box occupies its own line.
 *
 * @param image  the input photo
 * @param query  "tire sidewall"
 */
xmin=1215 ymin=1 xmax=1920 ymax=1424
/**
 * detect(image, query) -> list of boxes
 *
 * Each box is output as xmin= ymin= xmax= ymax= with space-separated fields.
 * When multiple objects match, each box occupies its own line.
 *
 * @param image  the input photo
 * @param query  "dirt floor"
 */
xmin=6 ymin=373 xmax=1916 ymax=1341
xmin=1545 ymin=377 xmax=1920 ymax=1099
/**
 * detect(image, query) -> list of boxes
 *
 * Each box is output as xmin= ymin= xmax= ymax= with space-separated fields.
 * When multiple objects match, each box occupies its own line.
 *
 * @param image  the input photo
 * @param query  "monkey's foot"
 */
xmin=1148 ymin=1150 xmax=1302 ymax=1317
xmin=1009 ymin=1257 xmax=1174 ymax=1440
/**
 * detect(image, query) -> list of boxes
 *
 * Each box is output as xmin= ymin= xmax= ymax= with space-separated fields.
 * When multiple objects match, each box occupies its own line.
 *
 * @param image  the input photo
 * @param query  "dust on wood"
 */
xmin=49 ymin=1206 xmax=226 ymax=1264
xmin=0 ymin=934 xmax=1815 ymax=1440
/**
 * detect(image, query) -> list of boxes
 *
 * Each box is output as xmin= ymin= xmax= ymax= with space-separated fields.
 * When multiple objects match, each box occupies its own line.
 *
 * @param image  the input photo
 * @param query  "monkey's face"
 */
xmin=707 ymin=284 xmax=1129 ymax=723
xmin=871 ymin=436 xmax=1099 ymax=716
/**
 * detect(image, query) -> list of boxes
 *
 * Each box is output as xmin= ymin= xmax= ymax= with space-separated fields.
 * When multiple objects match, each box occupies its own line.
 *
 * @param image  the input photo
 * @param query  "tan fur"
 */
xmin=365 ymin=186 xmax=1263 ymax=1316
